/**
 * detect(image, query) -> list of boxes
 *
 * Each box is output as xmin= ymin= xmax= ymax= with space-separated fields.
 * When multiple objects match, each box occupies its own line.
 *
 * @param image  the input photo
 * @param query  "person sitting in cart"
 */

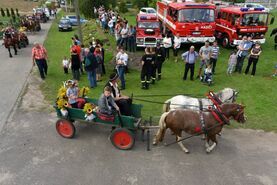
xmin=66 ymin=80 xmax=79 ymax=108
xmin=98 ymin=86 xmax=120 ymax=115
xmin=105 ymin=73 xmax=132 ymax=116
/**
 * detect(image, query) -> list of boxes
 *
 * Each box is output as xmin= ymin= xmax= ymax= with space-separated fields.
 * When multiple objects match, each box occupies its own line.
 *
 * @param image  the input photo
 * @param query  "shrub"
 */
xmin=1 ymin=8 xmax=5 ymax=17
xmin=11 ymin=8 xmax=15 ymax=17
xmin=119 ymin=1 xmax=128 ymax=13
xmin=15 ymin=8 xmax=20 ymax=17
xmin=6 ymin=8 xmax=10 ymax=17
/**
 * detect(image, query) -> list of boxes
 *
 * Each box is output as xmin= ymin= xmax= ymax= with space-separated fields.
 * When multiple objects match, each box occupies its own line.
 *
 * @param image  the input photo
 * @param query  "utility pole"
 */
xmin=74 ymin=0 xmax=83 ymax=44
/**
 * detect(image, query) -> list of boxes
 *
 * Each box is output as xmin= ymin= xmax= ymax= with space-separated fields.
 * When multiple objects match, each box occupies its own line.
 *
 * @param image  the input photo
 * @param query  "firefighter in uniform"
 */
xmin=150 ymin=47 xmax=157 ymax=84
xmin=141 ymin=47 xmax=155 ymax=89
xmin=155 ymin=42 xmax=166 ymax=80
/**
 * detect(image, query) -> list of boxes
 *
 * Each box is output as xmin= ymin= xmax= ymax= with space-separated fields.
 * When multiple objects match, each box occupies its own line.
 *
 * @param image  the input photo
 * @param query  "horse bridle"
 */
xmin=234 ymin=107 xmax=245 ymax=122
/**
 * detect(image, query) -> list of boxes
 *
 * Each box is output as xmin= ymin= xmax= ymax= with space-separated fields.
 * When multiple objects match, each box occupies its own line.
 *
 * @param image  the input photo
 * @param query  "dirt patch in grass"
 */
xmin=0 ymin=0 xmax=39 ymax=13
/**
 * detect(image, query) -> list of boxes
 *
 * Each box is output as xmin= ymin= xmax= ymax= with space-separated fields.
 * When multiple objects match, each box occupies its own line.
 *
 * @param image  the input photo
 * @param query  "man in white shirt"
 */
xmin=120 ymin=23 xmax=129 ymax=50
xmin=173 ymin=34 xmax=181 ymax=62
xmin=116 ymin=47 xmax=128 ymax=89
xmin=108 ymin=19 xmax=114 ymax=34
xmin=162 ymin=34 xmax=172 ymax=59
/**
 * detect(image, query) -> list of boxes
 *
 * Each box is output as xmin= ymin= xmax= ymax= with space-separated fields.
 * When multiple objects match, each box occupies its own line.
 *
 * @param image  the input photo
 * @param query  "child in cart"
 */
xmin=98 ymin=86 xmax=120 ymax=115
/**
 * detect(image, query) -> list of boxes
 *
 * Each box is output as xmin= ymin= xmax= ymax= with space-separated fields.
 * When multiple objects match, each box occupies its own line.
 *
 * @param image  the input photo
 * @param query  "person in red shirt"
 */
xmin=32 ymin=42 xmax=48 ymax=80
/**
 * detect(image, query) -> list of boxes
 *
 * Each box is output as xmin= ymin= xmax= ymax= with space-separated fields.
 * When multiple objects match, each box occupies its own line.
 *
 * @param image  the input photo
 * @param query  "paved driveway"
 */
xmin=0 ymin=19 xmax=52 ymax=132
xmin=0 ymin=76 xmax=276 ymax=185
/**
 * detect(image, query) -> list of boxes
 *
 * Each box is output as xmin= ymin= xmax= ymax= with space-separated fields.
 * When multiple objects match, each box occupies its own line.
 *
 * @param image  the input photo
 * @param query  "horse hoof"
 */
xmin=184 ymin=150 xmax=190 ymax=154
xmin=206 ymin=149 xmax=211 ymax=154
xmin=9 ymin=56 xmax=12 ymax=58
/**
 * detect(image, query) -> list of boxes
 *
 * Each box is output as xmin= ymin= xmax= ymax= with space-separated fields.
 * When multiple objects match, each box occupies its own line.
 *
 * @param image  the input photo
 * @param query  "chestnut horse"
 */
xmin=3 ymin=30 xmax=20 ymax=58
xmin=153 ymin=103 xmax=246 ymax=153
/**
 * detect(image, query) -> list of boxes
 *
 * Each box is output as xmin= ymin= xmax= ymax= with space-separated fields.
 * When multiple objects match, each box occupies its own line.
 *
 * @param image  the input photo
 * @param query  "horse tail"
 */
xmin=159 ymin=112 xmax=169 ymax=129
xmin=162 ymin=99 xmax=171 ymax=113
xmin=153 ymin=111 xmax=170 ymax=145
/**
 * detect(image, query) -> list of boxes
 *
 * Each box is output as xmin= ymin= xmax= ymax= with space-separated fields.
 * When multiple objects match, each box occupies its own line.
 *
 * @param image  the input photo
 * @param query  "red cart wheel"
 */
xmin=110 ymin=128 xmax=135 ymax=150
xmin=56 ymin=119 xmax=75 ymax=138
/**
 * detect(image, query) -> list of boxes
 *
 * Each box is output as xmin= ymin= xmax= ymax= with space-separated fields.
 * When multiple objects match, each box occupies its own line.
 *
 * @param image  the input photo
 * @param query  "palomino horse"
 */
xmin=3 ymin=30 xmax=20 ymax=58
xmin=163 ymin=88 xmax=238 ymax=112
xmin=153 ymin=103 xmax=246 ymax=153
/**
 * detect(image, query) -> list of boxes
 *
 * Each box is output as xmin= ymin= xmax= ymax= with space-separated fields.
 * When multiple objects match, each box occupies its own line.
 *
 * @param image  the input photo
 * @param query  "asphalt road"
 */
xmin=0 ymin=74 xmax=276 ymax=185
xmin=0 ymin=19 xmax=52 ymax=132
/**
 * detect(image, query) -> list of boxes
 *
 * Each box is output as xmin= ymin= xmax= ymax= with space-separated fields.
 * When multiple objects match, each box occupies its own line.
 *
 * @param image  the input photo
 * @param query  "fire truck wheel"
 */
xmin=222 ymin=36 xmax=230 ymax=48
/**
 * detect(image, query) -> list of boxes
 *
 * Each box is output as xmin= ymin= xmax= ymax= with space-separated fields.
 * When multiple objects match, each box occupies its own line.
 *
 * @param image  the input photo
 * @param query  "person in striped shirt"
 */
xmin=210 ymin=41 xmax=220 ymax=74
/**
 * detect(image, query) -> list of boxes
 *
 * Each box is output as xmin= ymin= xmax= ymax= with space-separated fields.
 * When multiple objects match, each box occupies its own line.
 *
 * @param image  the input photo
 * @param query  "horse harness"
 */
xmin=198 ymin=92 xmax=230 ymax=133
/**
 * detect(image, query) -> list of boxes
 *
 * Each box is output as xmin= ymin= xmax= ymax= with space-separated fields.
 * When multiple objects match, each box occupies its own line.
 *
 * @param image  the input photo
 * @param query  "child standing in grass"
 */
xmin=62 ymin=56 xmax=69 ymax=74
xmin=273 ymin=64 xmax=277 ymax=77
xmin=227 ymin=51 xmax=237 ymax=75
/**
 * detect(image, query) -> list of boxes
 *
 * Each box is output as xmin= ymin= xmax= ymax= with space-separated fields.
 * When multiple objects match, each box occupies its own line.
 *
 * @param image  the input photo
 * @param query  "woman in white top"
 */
xmin=162 ymin=34 xmax=172 ymax=59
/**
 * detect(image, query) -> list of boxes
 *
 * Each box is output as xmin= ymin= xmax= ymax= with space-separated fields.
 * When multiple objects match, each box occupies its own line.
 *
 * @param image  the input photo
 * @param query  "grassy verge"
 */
xmin=44 ymin=10 xmax=277 ymax=132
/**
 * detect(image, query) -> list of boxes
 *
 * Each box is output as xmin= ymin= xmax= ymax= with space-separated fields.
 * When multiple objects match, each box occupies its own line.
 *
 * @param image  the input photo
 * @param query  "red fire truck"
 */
xmin=156 ymin=0 xmax=216 ymax=43
xmin=136 ymin=14 xmax=163 ymax=47
xmin=215 ymin=6 xmax=273 ymax=47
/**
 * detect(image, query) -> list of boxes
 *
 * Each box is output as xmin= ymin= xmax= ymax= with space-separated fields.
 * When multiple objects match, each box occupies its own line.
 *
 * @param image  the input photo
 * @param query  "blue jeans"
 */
xmin=117 ymin=66 xmax=125 ymax=89
xmin=35 ymin=59 xmax=48 ymax=79
xmin=87 ymin=70 xmax=97 ymax=88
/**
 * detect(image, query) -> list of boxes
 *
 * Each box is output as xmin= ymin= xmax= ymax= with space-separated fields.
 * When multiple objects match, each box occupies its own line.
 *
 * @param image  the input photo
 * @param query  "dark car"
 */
xmin=58 ymin=18 xmax=72 ymax=31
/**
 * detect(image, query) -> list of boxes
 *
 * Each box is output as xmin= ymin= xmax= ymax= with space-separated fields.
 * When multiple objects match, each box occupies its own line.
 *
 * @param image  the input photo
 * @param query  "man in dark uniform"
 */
xmin=149 ymin=47 xmax=156 ymax=84
xmin=141 ymin=47 xmax=155 ymax=89
xmin=105 ymin=73 xmax=132 ymax=116
xmin=155 ymin=43 xmax=165 ymax=80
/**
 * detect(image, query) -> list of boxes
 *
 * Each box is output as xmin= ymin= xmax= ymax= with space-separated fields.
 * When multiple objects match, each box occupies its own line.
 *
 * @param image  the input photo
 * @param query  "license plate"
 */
xmin=193 ymin=32 xmax=201 ymax=35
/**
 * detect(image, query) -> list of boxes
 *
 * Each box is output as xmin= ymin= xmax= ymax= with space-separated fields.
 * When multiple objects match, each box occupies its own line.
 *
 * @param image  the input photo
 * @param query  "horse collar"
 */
xmin=210 ymin=106 xmax=230 ymax=125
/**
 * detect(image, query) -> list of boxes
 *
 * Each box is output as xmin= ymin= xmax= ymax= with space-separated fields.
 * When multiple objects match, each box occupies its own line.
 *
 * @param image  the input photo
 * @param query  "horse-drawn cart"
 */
xmin=54 ymin=98 xmax=147 ymax=150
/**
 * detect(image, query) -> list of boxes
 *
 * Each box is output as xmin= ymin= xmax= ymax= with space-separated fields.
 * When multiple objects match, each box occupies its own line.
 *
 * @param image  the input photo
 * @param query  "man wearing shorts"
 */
xmin=197 ymin=41 xmax=212 ymax=78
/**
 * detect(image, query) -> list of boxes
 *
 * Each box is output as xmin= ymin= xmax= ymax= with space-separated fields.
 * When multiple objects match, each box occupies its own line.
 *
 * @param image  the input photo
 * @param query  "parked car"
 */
xmin=139 ymin=7 xmax=157 ymax=15
xmin=243 ymin=3 xmax=270 ymax=12
xmin=58 ymin=18 xmax=72 ymax=31
xmin=60 ymin=0 xmax=65 ymax=6
xmin=65 ymin=15 xmax=88 ymax=26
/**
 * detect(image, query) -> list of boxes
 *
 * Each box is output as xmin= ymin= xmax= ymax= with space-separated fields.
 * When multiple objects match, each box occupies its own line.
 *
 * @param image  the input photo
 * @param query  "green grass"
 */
xmin=44 ymin=10 xmax=277 ymax=132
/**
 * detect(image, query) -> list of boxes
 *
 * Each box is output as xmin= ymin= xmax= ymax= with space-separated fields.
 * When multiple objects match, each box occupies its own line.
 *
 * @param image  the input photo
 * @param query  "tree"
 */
xmin=1 ymin=8 xmax=5 ymax=17
xmin=16 ymin=8 xmax=20 ymax=17
xmin=133 ymin=0 xmax=148 ymax=9
xmin=11 ymin=8 xmax=15 ymax=17
xmin=119 ymin=1 xmax=128 ymax=13
xmin=79 ymin=0 xmax=109 ymax=18
xmin=6 ymin=8 xmax=10 ymax=17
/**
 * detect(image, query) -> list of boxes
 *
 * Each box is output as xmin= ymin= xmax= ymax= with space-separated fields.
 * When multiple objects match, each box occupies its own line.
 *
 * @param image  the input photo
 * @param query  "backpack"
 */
xmin=85 ymin=56 xmax=92 ymax=67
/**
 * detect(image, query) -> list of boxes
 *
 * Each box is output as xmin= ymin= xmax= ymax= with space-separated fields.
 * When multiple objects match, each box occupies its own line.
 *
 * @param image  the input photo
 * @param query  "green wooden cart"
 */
xmin=54 ymin=98 xmax=144 ymax=150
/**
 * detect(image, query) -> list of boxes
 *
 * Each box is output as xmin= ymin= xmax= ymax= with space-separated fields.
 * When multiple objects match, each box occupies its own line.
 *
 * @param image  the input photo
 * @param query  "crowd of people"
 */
xmin=31 ymin=5 xmax=277 ymax=117
xmin=96 ymin=6 xmax=136 ymax=52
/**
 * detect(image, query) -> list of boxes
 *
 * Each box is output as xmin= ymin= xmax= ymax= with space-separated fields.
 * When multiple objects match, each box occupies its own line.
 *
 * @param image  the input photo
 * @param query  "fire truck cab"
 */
xmin=136 ymin=14 xmax=163 ymax=47
xmin=157 ymin=0 xmax=216 ymax=43
xmin=215 ymin=7 xmax=271 ymax=47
